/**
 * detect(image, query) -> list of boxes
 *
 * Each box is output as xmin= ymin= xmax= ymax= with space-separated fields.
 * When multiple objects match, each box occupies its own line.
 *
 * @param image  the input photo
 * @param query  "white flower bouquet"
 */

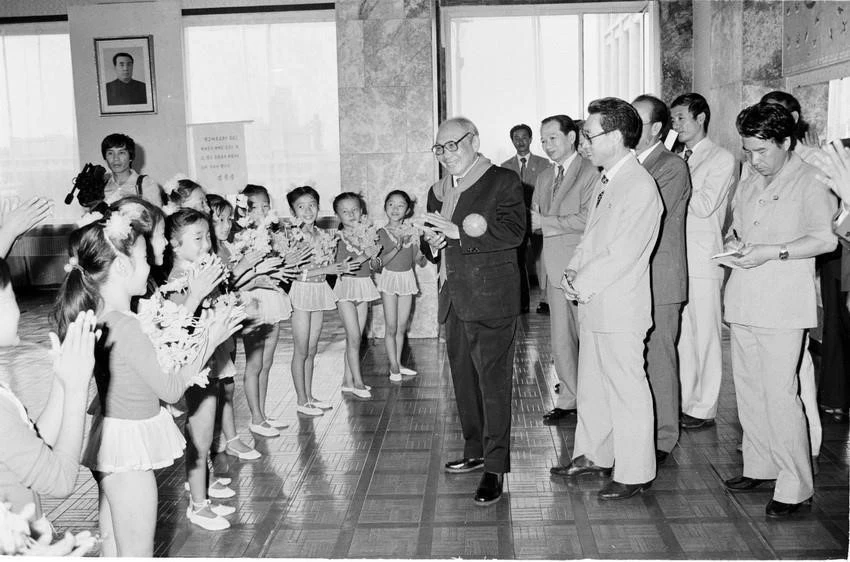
xmin=340 ymin=217 xmax=379 ymax=255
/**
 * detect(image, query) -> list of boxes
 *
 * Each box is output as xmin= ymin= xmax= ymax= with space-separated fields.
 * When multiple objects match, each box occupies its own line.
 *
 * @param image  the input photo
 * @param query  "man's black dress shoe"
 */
xmin=445 ymin=457 xmax=484 ymax=473
xmin=655 ymin=450 xmax=669 ymax=464
xmin=473 ymin=472 xmax=503 ymax=505
xmin=543 ymin=407 xmax=576 ymax=423
xmin=550 ymin=455 xmax=612 ymax=478
xmin=765 ymin=498 xmax=811 ymax=518
xmin=598 ymin=480 xmax=651 ymax=500
xmin=680 ymin=413 xmax=715 ymax=430
xmin=724 ymin=475 xmax=775 ymax=492
xmin=536 ymin=302 xmax=550 ymax=314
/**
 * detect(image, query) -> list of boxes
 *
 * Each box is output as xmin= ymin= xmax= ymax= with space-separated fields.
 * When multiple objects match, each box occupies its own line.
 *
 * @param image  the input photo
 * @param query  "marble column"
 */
xmin=336 ymin=0 xmax=439 ymax=338
xmin=700 ymin=0 xmax=784 ymax=155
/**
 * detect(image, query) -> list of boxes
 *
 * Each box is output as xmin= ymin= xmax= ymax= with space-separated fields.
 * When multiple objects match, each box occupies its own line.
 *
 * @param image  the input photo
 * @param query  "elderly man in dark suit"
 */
xmin=501 ymin=124 xmax=549 ymax=313
xmin=422 ymin=117 xmax=526 ymax=506
xmin=632 ymin=95 xmax=692 ymax=464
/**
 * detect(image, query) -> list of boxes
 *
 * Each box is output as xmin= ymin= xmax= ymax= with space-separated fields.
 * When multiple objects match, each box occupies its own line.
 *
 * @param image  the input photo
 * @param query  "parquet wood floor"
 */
xmin=2 ymin=290 xmax=847 ymax=559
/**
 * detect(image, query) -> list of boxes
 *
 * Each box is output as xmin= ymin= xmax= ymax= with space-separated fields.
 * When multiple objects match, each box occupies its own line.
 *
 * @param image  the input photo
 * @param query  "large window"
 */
xmin=444 ymin=3 xmax=659 ymax=164
xmin=184 ymin=12 xmax=340 ymax=214
xmin=0 ymin=24 xmax=79 ymax=223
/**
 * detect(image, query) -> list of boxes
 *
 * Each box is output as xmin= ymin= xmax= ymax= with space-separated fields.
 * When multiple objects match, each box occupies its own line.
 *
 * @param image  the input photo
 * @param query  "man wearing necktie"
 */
xmin=501 ymin=124 xmax=549 ymax=313
xmin=670 ymin=93 xmax=736 ymax=431
xmin=422 ymin=117 xmax=526 ymax=506
xmin=632 ymin=95 xmax=692 ymax=465
xmin=559 ymin=98 xmax=663 ymax=500
xmin=528 ymin=115 xmax=597 ymax=425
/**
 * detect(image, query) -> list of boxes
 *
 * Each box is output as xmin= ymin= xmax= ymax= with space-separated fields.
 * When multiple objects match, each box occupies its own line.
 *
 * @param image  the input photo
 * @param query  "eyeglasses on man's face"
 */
xmin=432 ymin=131 xmax=473 ymax=156
xmin=579 ymin=129 xmax=610 ymax=145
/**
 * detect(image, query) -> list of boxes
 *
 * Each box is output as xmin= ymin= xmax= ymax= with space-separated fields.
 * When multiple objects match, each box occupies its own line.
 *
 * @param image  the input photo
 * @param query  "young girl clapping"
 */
xmin=377 ymin=190 xmax=424 ymax=381
xmin=52 ymin=212 xmax=239 ymax=556
xmin=333 ymin=192 xmax=380 ymax=398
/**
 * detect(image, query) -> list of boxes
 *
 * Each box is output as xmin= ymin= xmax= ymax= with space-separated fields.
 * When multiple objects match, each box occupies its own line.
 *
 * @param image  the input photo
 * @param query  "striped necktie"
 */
xmin=596 ymin=174 xmax=608 ymax=207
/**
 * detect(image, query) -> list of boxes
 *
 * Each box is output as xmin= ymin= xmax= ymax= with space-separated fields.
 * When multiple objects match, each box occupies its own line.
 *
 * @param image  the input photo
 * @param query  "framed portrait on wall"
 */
xmin=94 ymin=36 xmax=156 ymax=115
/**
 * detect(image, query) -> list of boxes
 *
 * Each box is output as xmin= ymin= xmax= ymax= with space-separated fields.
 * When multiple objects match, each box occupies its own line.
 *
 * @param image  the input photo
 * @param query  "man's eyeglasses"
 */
xmin=432 ymin=132 xmax=473 ymax=156
xmin=579 ymin=129 xmax=610 ymax=144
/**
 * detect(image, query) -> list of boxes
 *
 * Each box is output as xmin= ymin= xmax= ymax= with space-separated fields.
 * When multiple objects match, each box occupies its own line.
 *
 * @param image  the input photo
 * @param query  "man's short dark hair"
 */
xmin=101 ymin=133 xmax=136 ymax=161
xmin=670 ymin=92 xmax=710 ymax=132
xmin=633 ymin=94 xmax=670 ymax=141
xmin=761 ymin=90 xmax=809 ymax=142
xmin=587 ymin=97 xmax=642 ymax=149
xmin=112 ymin=52 xmax=134 ymax=66
xmin=541 ymin=114 xmax=579 ymax=150
xmin=509 ymin=124 xmax=532 ymax=139
xmin=736 ymin=102 xmax=797 ymax=150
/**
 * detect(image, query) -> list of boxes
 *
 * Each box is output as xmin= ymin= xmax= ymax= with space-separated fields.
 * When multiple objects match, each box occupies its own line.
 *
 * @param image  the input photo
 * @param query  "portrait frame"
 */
xmin=94 ymin=35 xmax=156 ymax=115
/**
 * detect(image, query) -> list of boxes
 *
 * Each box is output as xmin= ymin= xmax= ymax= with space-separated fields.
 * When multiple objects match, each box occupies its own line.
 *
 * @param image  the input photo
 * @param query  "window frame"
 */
xmin=440 ymin=1 xmax=660 ymax=121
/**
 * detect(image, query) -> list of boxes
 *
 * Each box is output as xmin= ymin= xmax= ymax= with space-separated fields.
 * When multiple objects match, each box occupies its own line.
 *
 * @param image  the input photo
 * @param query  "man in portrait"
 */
xmin=106 ymin=52 xmax=147 ymax=106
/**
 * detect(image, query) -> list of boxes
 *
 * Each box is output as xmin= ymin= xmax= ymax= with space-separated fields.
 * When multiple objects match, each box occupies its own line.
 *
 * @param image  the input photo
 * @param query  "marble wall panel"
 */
xmin=338 ymin=20 xmax=365 ymax=89
xmin=708 ymin=81 xmax=744 ymax=156
xmin=404 ymin=0 xmax=431 ymax=19
xmin=741 ymin=78 xmax=785 ymax=107
xmin=793 ymin=81 xmax=829 ymax=137
xmin=364 ymin=19 xmax=432 ymax=87
xmin=659 ymin=0 xmax=694 ymax=103
xmin=339 ymin=87 xmax=408 ymax=154
xmin=364 ymin=152 xmax=436 ymax=215
xmin=340 ymin=153 xmax=370 ymax=195
xmin=337 ymin=0 xmax=405 ymax=21
xmin=405 ymin=86 xmax=435 ymax=153
xmin=742 ymin=0 xmax=783 ymax=81
xmin=710 ymin=0 xmax=743 ymax=86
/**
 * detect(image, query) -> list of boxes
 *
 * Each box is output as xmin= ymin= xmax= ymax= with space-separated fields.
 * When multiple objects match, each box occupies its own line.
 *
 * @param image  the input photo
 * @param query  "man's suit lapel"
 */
xmin=585 ymin=174 xmax=609 ymax=230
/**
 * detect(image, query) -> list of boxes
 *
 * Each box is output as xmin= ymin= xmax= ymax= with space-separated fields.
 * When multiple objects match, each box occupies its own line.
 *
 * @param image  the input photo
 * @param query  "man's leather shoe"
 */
xmin=598 ymin=480 xmax=651 ymax=500
xmin=536 ymin=302 xmax=550 ymax=314
xmin=550 ymin=455 xmax=612 ymax=478
xmin=680 ymin=413 xmax=715 ymax=430
xmin=543 ymin=407 xmax=576 ymax=423
xmin=445 ymin=457 xmax=484 ymax=474
xmin=655 ymin=450 xmax=669 ymax=464
xmin=473 ymin=472 xmax=503 ymax=505
xmin=724 ymin=475 xmax=775 ymax=492
xmin=765 ymin=498 xmax=811 ymax=518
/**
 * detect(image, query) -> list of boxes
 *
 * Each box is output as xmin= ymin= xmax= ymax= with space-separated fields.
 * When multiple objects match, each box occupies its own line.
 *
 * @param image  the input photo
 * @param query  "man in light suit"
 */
xmin=670 ymin=93 xmax=736 ymax=430
xmin=529 ymin=115 xmax=597 ymax=424
xmin=502 ymin=124 xmax=549 ymax=313
xmin=632 ymin=95 xmax=692 ymax=463
xmin=559 ymin=97 xmax=663 ymax=500
xmin=423 ymin=117 xmax=526 ymax=506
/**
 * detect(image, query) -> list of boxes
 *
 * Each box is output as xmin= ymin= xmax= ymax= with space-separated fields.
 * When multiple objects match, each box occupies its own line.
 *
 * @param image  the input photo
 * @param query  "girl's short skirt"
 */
xmin=377 ymin=269 xmax=419 ymax=296
xmin=245 ymin=287 xmax=292 ymax=324
xmin=334 ymin=276 xmax=380 ymax=303
xmin=289 ymin=280 xmax=338 ymax=311
xmin=82 ymin=407 xmax=185 ymax=473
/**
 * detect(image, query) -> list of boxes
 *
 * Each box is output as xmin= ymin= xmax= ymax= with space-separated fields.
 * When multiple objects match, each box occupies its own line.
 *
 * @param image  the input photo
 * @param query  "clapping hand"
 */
xmin=237 ymin=250 xmax=265 ymax=272
xmin=334 ymin=256 xmax=357 ymax=275
xmin=421 ymin=212 xmax=460 ymax=239
xmin=813 ymin=140 xmax=850 ymax=206
xmin=0 ymin=197 xmax=53 ymax=239
xmin=269 ymin=264 xmax=300 ymax=282
xmin=255 ymin=256 xmax=283 ymax=276
xmin=204 ymin=304 xmax=245 ymax=348
xmin=187 ymin=261 xmax=226 ymax=302
xmin=284 ymin=245 xmax=312 ymax=267
xmin=413 ymin=220 xmax=446 ymax=250
xmin=48 ymin=310 xmax=98 ymax=391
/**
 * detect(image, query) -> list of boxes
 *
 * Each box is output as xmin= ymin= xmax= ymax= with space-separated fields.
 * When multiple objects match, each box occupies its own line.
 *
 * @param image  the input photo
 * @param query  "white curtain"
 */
xmin=184 ymin=15 xmax=340 ymax=216
xmin=828 ymin=76 xmax=850 ymax=142
xmin=0 ymin=26 xmax=79 ymax=223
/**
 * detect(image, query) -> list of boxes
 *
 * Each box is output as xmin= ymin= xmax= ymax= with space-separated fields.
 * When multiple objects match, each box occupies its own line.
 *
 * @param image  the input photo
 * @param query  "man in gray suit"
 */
xmin=633 ymin=95 xmax=692 ymax=464
xmin=530 ymin=115 xmax=597 ymax=423
xmin=502 ymin=124 xmax=549 ymax=313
